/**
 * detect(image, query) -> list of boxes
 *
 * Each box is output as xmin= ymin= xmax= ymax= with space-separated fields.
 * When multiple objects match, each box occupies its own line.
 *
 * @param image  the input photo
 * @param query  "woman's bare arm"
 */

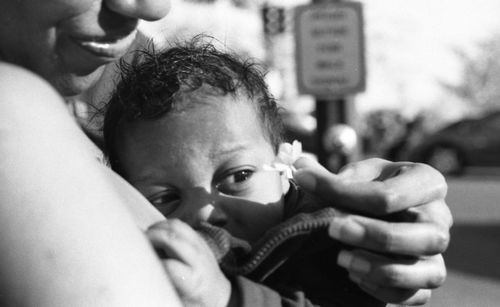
xmin=0 ymin=62 xmax=180 ymax=306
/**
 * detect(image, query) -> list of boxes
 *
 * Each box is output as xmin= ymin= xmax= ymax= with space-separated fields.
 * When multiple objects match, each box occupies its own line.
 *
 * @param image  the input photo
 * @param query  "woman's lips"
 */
xmin=59 ymin=30 xmax=139 ymax=75
xmin=75 ymin=30 xmax=138 ymax=59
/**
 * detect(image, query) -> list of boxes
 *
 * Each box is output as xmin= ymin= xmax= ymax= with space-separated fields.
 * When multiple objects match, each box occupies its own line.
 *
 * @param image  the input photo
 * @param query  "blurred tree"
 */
xmin=442 ymin=33 xmax=500 ymax=112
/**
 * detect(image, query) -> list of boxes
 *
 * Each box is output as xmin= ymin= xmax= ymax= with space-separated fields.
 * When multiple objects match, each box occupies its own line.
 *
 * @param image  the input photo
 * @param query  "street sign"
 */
xmin=294 ymin=2 xmax=365 ymax=98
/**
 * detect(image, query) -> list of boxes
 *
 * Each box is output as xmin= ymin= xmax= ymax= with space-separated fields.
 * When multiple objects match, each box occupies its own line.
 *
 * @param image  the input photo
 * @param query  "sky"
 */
xmin=140 ymin=0 xmax=500 ymax=122
xmin=358 ymin=0 xmax=500 ymax=119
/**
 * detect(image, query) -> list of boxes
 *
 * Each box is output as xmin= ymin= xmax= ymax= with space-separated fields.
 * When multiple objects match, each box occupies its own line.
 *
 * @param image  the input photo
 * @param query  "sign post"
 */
xmin=294 ymin=0 xmax=365 ymax=170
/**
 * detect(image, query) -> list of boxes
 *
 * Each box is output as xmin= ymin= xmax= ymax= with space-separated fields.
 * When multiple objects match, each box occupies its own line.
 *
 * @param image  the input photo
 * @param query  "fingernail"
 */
xmin=328 ymin=213 xmax=348 ymax=238
xmin=337 ymin=250 xmax=353 ymax=268
xmin=329 ymin=217 xmax=365 ymax=244
xmin=292 ymin=156 xmax=312 ymax=170
xmin=337 ymin=250 xmax=371 ymax=274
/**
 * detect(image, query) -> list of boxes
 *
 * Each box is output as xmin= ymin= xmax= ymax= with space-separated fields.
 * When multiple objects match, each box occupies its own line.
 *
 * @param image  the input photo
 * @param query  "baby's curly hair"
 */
xmin=103 ymin=37 xmax=284 ymax=174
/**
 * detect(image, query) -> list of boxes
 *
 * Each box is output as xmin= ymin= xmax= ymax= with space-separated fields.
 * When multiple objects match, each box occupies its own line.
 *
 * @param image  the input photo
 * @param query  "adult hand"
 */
xmin=147 ymin=219 xmax=232 ymax=307
xmin=293 ymin=157 xmax=452 ymax=305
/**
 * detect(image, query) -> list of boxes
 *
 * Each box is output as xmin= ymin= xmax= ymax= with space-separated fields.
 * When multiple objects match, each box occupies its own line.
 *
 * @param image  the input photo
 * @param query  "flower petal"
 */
xmin=262 ymin=141 xmax=302 ymax=178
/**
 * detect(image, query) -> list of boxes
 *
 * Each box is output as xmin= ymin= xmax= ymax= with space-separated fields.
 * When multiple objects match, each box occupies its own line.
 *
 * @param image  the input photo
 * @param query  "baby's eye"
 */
xmin=148 ymin=191 xmax=181 ymax=217
xmin=233 ymin=169 xmax=254 ymax=183
xmin=216 ymin=169 xmax=255 ymax=194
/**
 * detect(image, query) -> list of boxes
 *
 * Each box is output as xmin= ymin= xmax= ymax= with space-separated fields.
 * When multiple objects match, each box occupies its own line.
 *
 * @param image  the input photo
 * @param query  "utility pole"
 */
xmin=295 ymin=0 xmax=365 ymax=171
xmin=314 ymin=0 xmax=346 ymax=171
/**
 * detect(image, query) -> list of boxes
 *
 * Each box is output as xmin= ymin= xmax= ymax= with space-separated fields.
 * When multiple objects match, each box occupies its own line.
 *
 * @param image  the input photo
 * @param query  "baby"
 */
xmin=103 ymin=39 xmax=385 ymax=307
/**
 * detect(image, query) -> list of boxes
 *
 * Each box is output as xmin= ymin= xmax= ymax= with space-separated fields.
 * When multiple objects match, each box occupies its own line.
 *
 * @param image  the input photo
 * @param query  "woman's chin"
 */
xmin=52 ymin=66 xmax=106 ymax=97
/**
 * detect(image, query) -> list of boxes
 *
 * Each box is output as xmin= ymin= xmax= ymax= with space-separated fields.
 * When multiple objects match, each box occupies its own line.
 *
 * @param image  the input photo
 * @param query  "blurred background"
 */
xmin=79 ymin=0 xmax=500 ymax=305
xmin=133 ymin=0 xmax=500 ymax=175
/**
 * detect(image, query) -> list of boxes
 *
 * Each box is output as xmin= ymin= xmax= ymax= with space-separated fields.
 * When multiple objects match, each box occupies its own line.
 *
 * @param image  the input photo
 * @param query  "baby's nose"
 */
xmin=206 ymin=206 xmax=228 ymax=228
xmin=195 ymin=204 xmax=227 ymax=228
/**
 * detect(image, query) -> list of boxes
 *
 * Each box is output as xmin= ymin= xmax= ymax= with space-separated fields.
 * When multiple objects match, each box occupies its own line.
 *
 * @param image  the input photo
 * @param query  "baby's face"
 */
xmin=117 ymin=94 xmax=288 ymax=244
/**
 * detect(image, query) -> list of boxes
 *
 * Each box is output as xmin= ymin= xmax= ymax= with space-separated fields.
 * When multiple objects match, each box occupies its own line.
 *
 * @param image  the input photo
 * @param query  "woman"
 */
xmin=0 ymin=0 xmax=451 ymax=306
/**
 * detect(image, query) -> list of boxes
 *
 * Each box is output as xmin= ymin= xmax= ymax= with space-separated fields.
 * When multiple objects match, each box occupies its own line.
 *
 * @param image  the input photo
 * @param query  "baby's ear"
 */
xmin=280 ymin=171 xmax=291 ymax=194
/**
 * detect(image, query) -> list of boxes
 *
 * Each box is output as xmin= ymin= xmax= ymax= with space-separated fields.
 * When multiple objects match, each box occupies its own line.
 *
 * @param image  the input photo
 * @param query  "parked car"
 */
xmin=405 ymin=111 xmax=500 ymax=175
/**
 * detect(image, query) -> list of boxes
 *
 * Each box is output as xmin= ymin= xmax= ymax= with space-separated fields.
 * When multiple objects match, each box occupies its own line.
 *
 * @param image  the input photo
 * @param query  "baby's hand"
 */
xmin=147 ymin=219 xmax=232 ymax=307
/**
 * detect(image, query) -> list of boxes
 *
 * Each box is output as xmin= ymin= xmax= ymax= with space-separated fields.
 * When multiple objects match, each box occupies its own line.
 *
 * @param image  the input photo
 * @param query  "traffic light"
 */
xmin=262 ymin=5 xmax=285 ymax=35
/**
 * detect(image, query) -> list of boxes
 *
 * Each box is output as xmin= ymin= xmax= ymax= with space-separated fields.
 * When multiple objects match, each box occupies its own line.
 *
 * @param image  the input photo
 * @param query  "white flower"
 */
xmin=263 ymin=140 xmax=302 ymax=178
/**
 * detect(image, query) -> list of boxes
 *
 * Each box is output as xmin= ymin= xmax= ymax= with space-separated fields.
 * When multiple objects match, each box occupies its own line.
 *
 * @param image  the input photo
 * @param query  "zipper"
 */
xmin=221 ymin=207 xmax=339 ymax=276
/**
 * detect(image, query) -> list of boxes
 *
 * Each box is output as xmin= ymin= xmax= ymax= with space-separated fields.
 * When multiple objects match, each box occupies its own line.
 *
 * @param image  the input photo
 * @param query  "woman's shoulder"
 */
xmin=0 ymin=62 xmax=82 ymax=136
xmin=0 ymin=61 xmax=53 ymax=91
xmin=0 ymin=61 xmax=65 ymax=116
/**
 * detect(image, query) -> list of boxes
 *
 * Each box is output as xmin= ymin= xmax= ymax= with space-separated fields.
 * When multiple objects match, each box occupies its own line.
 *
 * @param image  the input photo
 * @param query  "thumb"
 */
xmin=294 ymin=156 xmax=329 ymax=173
xmin=293 ymin=157 xmax=338 ymax=195
xmin=293 ymin=157 xmax=383 ymax=213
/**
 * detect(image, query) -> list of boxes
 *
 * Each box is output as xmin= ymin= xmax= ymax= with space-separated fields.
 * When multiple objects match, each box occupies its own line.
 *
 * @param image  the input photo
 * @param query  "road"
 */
xmin=424 ymin=174 xmax=500 ymax=307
